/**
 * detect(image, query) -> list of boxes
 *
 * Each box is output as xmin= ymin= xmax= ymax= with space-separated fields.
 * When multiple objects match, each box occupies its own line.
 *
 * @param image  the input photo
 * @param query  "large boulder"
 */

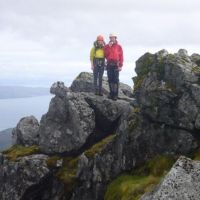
xmin=39 ymin=92 xmax=96 ymax=154
xmin=12 ymin=116 xmax=39 ymax=146
xmin=39 ymin=81 xmax=133 ymax=154
xmin=141 ymin=156 xmax=200 ymax=200
xmin=70 ymin=72 xmax=133 ymax=98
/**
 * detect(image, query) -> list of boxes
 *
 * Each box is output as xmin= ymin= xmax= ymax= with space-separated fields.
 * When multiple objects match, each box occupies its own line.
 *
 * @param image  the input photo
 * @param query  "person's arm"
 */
xmin=118 ymin=45 xmax=124 ymax=71
xmin=103 ymin=45 xmax=108 ymax=59
xmin=90 ymin=47 xmax=95 ymax=70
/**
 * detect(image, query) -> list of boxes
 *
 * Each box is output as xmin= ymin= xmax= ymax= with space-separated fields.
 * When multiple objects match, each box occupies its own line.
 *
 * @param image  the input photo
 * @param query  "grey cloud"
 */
xmin=0 ymin=0 xmax=200 ymax=86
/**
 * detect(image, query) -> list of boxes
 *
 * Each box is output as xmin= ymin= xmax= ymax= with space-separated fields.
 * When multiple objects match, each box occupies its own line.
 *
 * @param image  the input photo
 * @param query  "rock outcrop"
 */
xmin=70 ymin=72 xmax=133 ymax=98
xmin=12 ymin=116 xmax=39 ymax=146
xmin=1 ymin=49 xmax=200 ymax=200
xmin=39 ymin=92 xmax=96 ymax=154
xmin=0 ymin=154 xmax=49 ymax=200
xmin=141 ymin=156 xmax=200 ymax=200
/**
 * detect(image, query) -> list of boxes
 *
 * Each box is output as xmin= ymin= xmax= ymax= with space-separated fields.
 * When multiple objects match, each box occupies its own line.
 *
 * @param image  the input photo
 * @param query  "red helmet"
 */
xmin=96 ymin=35 xmax=104 ymax=41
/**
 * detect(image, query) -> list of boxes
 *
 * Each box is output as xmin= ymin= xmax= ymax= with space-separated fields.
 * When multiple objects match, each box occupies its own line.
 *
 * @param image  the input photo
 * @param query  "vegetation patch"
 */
xmin=127 ymin=107 xmax=141 ymax=133
xmin=133 ymin=107 xmax=140 ymax=114
xmin=133 ymin=53 xmax=155 ymax=91
xmin=105 ymin=155 xmax=176 ymax=200
xmin=136 ymin=53 xmax=155 ymax=77
xmin=2 ymin=145 xmax=40 ymax=161
xmin=192 ymin=66 xmax=200 ymax=74
xmin=191 ymin=148 xmax=200 ymax=161
xmin=105 ymin=175 xmax=160 ymax=200
xmin=56 ymin=157 xmax=79 ymax=196
xmin=46 ymin=155 xmax=62 ymax=168
xmin=166 ymin=54 xmax=177 ymax=63
xmin=133 ymin=75 xmax=146 ymax=91
xmin=134 ymin=155 xmax=176 ymax=177
xmin=84 ymin=134 xmax=116 ymax=158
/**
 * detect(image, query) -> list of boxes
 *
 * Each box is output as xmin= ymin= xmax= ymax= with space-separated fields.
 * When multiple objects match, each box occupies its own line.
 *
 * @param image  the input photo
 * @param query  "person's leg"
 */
xmin=107 ymin=66 xmax=114 ymax=98
xmin=93 ymin=65 xmax=98 ymax=95
xmin=98 ymin=65 xmax=104 ymax=96
xmin=113 ymin=67 xmax=119 ymax=100
xmin=96 ymin=65 xmax=101 ymax=94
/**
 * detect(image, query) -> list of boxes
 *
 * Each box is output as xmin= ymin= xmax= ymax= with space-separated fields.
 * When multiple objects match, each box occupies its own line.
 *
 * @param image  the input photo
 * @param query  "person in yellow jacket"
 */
xmin=90 ymin=35 xmax=105 ymax=96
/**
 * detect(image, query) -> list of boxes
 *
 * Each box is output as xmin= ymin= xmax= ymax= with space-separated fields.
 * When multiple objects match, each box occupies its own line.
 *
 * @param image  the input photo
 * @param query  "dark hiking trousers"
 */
xmin=107 ymin=62 xmax=119 ymax=98
xmin=93 ymin=58 xmax=105 ymax=94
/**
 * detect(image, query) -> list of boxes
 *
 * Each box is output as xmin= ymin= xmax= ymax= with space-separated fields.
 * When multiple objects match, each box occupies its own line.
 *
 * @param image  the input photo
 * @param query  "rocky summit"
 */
xmin=1 ymin=50 xmax=200 ymax=200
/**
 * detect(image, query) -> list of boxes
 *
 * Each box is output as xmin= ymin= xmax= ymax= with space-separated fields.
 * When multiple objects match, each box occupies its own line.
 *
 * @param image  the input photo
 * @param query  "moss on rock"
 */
xmin=46 ymin=155 xmax=62 ymax=168
xmin=134 ymin=52 xmax=155 ymax=91
xmin=2 ymin=145 xmax=40 ymax=161
xmin=84 ymin=134 xmax=116 ymax=158
xmin=105 ymin=155 xmax=176 ymax=200
xmin=192 ymin=66 xmax=200 ymax=74
xmin=105 ymin=175 xmax=160 ymax=200
xmin=133 ymin=75 xmax=146 ymax=91
xmin=56 ymin=157 xmax=79 ymax=195
xmin=134 ymin=155 xmax=176 ymax=177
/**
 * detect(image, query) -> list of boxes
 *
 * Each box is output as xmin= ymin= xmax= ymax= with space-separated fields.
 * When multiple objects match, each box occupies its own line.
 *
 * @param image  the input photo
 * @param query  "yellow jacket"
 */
xmin=90 ymin=47 xmax=105 ymax=62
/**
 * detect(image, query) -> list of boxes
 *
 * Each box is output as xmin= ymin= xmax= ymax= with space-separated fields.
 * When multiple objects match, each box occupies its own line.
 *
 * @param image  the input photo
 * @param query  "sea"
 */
xmin=0 ymin=95 xmax=53 ymax=131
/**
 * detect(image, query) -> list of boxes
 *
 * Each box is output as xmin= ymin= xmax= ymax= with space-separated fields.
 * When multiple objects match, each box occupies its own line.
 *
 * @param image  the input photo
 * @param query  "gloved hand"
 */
xmin=118 ymin=67 xmax=122 ymax=71
xmin=117 ymin=62 xmax=122 ymax=71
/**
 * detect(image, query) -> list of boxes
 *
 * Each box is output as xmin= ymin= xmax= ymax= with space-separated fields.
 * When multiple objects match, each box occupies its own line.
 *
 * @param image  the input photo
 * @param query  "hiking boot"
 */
xmin=112 ymin=96 xmax=118 ymax=101
xmin=108 ymin=93 xmax=113 ymax=99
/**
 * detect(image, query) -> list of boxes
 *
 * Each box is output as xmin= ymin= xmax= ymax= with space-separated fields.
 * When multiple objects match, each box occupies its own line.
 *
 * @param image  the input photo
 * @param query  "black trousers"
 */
xmin=107 ymin=64 xmax=119 ymax=97
xmin=107 ymin=65 xmax=119 ymax=84
xmin=93 ymin=64 xmax=104 ymax=92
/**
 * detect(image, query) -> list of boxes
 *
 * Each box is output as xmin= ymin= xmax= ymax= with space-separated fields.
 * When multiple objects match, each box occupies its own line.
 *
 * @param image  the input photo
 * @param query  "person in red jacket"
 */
xmin=104 ymin=33 xmax=124 ymax=100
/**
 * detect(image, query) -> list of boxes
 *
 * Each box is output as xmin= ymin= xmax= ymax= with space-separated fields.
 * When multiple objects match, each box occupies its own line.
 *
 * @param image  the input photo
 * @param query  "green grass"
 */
xmin=56 ymin=157 xmax=79 ymax=195
xmin=135 ymin=155 xmax=176 ymax=177
xmin=105 ymin=155 xmax=176 ymax=200
xmin=105 ymin=175 xmax=160 ymax=200
xmin=2 ymin=145 xmax=40 ymax=161
xmin=84 ymin=134 xmax=115 ymax=158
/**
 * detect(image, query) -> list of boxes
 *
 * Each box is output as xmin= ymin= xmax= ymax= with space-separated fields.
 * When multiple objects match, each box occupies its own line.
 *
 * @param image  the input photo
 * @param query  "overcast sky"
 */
xmin=0 ymin=0 xmax=200 ymax=87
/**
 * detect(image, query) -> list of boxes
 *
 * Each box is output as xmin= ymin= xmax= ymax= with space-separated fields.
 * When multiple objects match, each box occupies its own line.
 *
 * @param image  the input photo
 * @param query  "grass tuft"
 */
xmin=2 ymin=145 xmax=39 ymax=161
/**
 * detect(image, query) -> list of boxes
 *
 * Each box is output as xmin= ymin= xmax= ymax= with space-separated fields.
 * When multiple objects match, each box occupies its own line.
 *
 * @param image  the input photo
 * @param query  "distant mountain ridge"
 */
xmin=0 ymin=86 xmax=49 ymax=99
xmin=0 ymin=128 xmax=12 ymax=151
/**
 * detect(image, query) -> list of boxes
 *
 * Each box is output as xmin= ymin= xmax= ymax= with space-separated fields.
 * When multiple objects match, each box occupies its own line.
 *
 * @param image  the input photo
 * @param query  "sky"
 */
xmin=0 ymin=0 xmax=200 ymax=87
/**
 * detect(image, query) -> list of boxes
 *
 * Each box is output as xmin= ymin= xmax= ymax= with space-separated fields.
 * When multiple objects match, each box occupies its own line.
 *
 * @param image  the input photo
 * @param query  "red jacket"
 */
xmin=104 ymin=42 xmax=124 ymax=67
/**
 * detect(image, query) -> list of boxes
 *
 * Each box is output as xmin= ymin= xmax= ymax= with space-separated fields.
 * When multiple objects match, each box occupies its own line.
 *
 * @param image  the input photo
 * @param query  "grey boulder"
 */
xmin=12 ymin=116 xmax=39 ymax=146
xmin=141 ymin=156 xmax=200 ymax=200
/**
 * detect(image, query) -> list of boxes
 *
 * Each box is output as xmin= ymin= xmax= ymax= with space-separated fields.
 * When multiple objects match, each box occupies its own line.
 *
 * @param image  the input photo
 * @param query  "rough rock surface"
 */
xmin=0 ymin=154 xmax=49 ymax=200
xmin=50 ymin=81 xmax=70 ymax=97
xmin=39 ymin=92 xmax=96 ymax=154
xmin=39 ymin=80 xmax=132 ymax=154
xmin=141 ymin=156 xmax=200 ymax=200
xmin=134 ymin=49 xmax=200 ymax=131
xmin=70 ymin=72 xmax=133 ymax=98
xmin=12 ymin=116 xmax=39 ymax=146
xmin=1 ymin=49 xmax=200 ymax=200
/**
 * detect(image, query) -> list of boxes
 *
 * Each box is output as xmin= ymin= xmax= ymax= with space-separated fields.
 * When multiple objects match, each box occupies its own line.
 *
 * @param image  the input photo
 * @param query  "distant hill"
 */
xmin=0 ymin=86 xmax=49 ymax=99
xmin=0 ymin=128 xmax=13 ymax=151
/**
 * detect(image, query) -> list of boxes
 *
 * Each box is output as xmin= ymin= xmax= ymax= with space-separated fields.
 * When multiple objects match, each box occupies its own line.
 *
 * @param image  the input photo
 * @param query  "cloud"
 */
xmin=0 ymin=0 xmax=200 ymax=87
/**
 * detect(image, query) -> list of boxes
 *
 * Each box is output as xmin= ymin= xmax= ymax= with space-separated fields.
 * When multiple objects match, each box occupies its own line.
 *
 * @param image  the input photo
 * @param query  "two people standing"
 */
xmin=90 ymin=33 xmax=124 ymax=100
